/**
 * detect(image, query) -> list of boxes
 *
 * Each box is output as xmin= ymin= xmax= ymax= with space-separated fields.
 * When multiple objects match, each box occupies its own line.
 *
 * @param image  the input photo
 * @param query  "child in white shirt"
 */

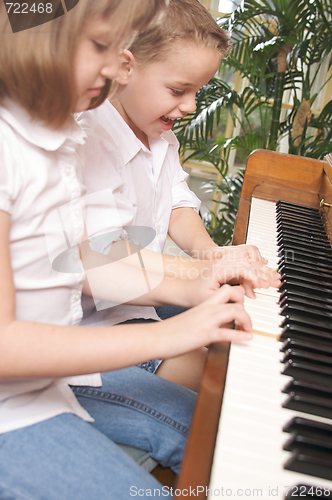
xmin=78 ymin=0 xmax=280 ymax=389
xmin=0 ymin=1 xmax=255 ymax=497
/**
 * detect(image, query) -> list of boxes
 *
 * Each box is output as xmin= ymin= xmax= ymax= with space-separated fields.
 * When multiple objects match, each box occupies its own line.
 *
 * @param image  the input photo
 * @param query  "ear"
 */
xmin=116 ymin=49 xmax=136 ymax=86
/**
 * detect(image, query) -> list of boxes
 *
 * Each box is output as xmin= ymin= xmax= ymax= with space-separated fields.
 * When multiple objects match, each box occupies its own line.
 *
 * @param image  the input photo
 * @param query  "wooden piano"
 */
xmin=176 ymin=149 xmax=332 ymax=499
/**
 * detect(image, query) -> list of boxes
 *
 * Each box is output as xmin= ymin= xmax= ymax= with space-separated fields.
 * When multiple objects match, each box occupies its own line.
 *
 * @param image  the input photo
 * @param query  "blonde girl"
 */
xmin=0 ymin=1 xmax=252 ymax=498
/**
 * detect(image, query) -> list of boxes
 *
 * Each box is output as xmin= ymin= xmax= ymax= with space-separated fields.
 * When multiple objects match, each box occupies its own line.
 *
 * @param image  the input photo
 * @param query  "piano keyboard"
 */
xmin=208 ymin=198 xmax=332 ymax=500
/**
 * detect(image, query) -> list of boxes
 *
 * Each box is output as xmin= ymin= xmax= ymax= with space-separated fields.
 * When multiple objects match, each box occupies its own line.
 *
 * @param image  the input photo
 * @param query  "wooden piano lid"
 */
xmin=233 ymin=149 xmax=332 ymax=246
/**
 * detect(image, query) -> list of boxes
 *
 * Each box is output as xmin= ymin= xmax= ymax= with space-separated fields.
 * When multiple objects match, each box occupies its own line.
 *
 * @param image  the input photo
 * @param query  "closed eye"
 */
xmin=170 ymin=88 xmax=186 ymax=96
xmin=93 ymin=40 xmax=108 ymax=52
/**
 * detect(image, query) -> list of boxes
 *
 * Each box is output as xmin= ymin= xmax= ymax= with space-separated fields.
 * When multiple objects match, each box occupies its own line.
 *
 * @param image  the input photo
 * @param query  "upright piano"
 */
xmin=176 ymin=149 xmax=332 ymax=499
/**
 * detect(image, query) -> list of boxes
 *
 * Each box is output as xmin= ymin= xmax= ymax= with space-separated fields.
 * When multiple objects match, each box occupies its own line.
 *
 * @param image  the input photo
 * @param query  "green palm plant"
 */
xmin=174 ymin=0 xmax=332 ymax=245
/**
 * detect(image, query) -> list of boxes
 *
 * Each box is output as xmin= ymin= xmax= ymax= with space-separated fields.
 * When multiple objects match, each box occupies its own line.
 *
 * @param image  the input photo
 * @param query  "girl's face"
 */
xmin=74 ymin=19 xmax=123 ymax=112
xmin=114 ymin=41 xmax=221 ymax=145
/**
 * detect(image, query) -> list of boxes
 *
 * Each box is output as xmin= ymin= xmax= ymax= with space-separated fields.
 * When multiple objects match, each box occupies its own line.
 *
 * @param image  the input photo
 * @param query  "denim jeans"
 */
xmin=118 ymin=318 xmax=163 ymax=373
xmin=155 ymin=306 xmax=188 ymax=320
xmin=0 ymin=367 xmax=196 ymax=500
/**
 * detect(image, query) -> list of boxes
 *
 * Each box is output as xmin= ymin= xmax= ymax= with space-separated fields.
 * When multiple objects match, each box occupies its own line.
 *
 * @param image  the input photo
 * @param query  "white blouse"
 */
xmin=0 ymin=100 xmax=99 ymax=434
xmin=77 ymin=100 xmax=200 ymax=327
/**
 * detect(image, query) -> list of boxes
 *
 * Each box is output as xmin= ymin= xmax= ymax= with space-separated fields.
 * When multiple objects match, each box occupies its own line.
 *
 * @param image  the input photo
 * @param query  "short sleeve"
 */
xmin=168 ymin=142 xmax=201 ymax=212
xmin=0 ymin=130 xmax=17 ymax=214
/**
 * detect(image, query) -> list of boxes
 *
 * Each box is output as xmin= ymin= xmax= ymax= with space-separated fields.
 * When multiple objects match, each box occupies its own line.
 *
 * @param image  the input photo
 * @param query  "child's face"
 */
xmin=116 ymin=41 xmax=221 ymax=141
xmin=74 ymin=19 xmax=124 ymax=112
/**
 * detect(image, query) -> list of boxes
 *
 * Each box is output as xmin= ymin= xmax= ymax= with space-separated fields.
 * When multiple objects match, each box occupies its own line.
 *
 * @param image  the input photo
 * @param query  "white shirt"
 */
xmin=77 ymin=100 xmax=200 ymax=326
xmin=0 ymin=100 xmax=100 ymax=434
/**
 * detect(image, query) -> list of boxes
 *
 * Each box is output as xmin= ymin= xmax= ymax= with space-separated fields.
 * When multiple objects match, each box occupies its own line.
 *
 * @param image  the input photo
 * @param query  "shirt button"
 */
xmin=64 ymin=166 xmax=72 ymax=176
xmin=73 ymin=251 xmax=80 ymax=261
xmin=75 ymin=208 xmax=81 ymax=218
xmin=74 ymin=292 xmax=81 ymax=302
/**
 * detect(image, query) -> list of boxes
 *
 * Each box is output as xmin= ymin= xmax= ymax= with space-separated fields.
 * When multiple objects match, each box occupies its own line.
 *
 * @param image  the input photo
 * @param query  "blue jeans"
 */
xmin=0 ymin=367 xmax=196 ymax=500
xmin=155 ymin=306 xmax=188 ymax=320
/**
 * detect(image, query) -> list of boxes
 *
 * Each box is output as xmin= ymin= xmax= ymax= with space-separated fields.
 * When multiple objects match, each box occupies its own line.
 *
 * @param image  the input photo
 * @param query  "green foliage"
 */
xmin=203 ymin=170 xmax=245 ymax=246
xmin=174 ymin=0 xmax=332 ymax=246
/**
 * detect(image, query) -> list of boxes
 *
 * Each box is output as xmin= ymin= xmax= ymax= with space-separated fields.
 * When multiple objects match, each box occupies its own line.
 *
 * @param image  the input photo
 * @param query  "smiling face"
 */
xmin=113 ymin=41 xmax=221 ymax=147
xmin=74 ymin=18 xmax=125 ymax=113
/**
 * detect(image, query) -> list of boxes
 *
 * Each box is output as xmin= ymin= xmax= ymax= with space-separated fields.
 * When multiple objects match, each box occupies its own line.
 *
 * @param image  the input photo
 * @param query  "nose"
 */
xmin=179 ymin=94 xmax=197 ymax=116
xmin=100 ymin=53 xmax=121 ymax=81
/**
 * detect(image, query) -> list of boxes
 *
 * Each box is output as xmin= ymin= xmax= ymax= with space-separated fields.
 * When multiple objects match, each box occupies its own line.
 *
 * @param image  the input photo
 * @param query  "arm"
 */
xmin=168 ymin=207 xmax=218 ymax=259
xmin=107 ymin=239 xmax=213 ymax=279
xmin=0 ymin=210 xmax=252 ymax=379
xmin=81 ymin=236 xmax=280 ymax=304
xmin=168 ymin=207 xmax=269 ymax=262
xmin=80 ymin=236 xmax=210 ymax=307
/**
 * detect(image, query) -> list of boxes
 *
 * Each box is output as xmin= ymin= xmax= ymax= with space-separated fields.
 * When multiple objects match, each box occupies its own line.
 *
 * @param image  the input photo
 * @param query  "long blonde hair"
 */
xmin=0 ymin=0 xmax=165 ymax=129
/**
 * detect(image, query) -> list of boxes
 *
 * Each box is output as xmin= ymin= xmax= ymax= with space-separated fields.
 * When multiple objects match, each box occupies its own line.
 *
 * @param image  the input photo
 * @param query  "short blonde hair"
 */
xmin=128 ymin=0 xmax=229 ymax=66
xmin=0 ymin=0 xmax=165 ymax=129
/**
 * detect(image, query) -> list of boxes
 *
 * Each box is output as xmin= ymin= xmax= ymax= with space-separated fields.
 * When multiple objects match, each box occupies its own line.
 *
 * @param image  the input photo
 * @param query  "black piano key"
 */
xmin=277 ymin=216 xmax=323 ymax=227
xmin=283 ymin=416 xmax=332 ymax=436
xmin=279 ymin=250 xmax=332 ymax=269
xmin=280 ymin=303 xmax=332 ymax=323
xmin=280 ymin=338 xmax=332 ymax=356
xmin=279 ymin=253 xmax=332 ymax=269
xmin=278 ymin=257 xmax=332 ymax=277
xmin=282 ymin=349 xmax=332 ymax=367
xmin=279 ymin=249 xmax=332 ymax=268
xmin=282 ymin=381 xmax=332 ymax=419
xmin=277 ymin=219 xmax=325 ymax=233
xmin=279 ymin=246 xmax=332 ymax=265
xmin=277 ymin=231 xmax=329 ymax=246
xmin=277 ymin=223 xmax=328 ymax=239
xmin=277 ymin=217 xmax=327 ymax=231
xmin=277 ymin=214 xmax=324 ymax=227
xmin=279 ymin=279 xmax=332 ymax=299
xmin=279 ymin=244 xmax=332 ymax=261
xmin=280 ymin=273 xmax=332 ymax=290
xmin=276 ymin=199 xmax=321 ymax=211
xmin=279 ymin=244 xmax=332 ymax=262
xmin=282 ymin=359 xmax=332 ymax=387
xmin=276 ymin=208 xmax=323 ymax=220
xmin=284 ymin=448 xmax=332 ymax=481
xmin=280 ymin=273 xmax=332 ymax=292
xmin=276 ymin=201 xmax=321 ymax=215
xmin=277 ymin=231 xmax=330 ymax=247
xmin=279 ymin=289 xmax=332 ymax=306
xmin=283 ymin=391 xmax=332 ymax=421
xmin=278 ymin=264 xmax=332 ymax=285
xmin=280 ymin=324 xmax=332 ymax=346
xmin=278 ymin=211 xmax=322 ymax=220
xmin=276 ymin=200 xmax=320 ymax=212
xmin=280 ymin=315 xmax=332 ymax=335
xmin=282 ymin=391 xmax=332 ymax=420
xmin=283 ymin=433 xmax=332 ymax=453
xmin=278 ymin=229 xmax=329 ymax=245
xmin=285 ymin=484 xmax=332 ymax=500
xmin=279 ymin=248 xmax=332 ymax=266
xmin=278 ymin=239 xmax=332 ymax=257
xmin=283 ymin=393 xmax=332 ymax=420
xmin=277 ymin=222 xmax=326 ymax=235
xmin=281 ymin=253 xmax=332 ymax=271
xmin=282 ymin=379 xmax=332 ymax=402
xmin=280 ymin=296 xmax=332 ymax=314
